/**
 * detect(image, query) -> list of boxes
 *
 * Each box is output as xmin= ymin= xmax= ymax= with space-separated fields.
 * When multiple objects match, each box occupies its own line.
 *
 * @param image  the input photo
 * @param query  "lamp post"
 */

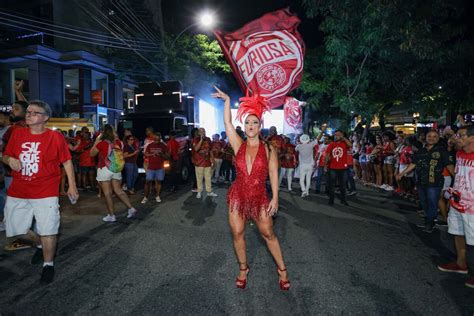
xmin=164 ymin=11 xmax=215 ymax=79
xmin=413 ymin=112 xmax=420 ymax=133
xmin=170 ymin=11 xmax=216 ymax=48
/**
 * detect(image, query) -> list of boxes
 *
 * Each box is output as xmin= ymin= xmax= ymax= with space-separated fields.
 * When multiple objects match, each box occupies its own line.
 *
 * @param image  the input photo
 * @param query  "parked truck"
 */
xmin=118 ymin=81 xmax=202 ymax=183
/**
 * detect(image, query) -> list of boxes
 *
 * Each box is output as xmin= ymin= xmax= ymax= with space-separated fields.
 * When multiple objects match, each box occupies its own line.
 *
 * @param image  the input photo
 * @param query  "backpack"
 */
xmin=105 ymin=140 xmax=125 ymax=173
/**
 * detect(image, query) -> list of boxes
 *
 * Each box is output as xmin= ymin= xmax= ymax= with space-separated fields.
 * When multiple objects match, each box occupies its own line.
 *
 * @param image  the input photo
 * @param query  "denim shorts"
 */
xmin=146 ymin=169 xmax=165 ymax=181
xmin=79 ymin=166 xmax=95 ymax=173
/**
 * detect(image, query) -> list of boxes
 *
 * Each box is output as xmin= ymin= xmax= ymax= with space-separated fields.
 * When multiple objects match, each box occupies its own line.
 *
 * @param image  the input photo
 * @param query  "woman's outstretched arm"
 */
xmin=211 ymin=86 xmax=243 ymax=154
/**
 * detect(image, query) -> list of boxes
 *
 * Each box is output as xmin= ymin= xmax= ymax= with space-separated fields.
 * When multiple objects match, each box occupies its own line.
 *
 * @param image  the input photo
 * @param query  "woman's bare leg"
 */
xmin=254 ymin=214 xmax=289 ymax=282
xmin=228 ymin=209 xmax=248 ymax=280
xmin=111 ymin=179 xmax=133 ymax=209
xmin=99 ymin=181 xmax=114 ymax=215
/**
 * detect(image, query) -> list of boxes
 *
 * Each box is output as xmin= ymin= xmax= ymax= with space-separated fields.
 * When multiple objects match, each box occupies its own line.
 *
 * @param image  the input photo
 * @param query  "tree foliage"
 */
xmin=164 ymin=33 xmax=233 ymax=94
xmin=300 ymin=0 xmax=474 ymax=121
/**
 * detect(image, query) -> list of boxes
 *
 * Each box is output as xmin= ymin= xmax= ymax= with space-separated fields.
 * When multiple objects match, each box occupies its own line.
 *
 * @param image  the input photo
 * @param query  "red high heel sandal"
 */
xmin=236 ymin=264 xmax=250 ymax=289
xmin=278 ymin=267 xmax=291 ymax=291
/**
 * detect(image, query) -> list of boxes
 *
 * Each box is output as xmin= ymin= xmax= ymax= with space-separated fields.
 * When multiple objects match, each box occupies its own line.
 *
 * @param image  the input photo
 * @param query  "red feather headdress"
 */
xmin=236 ymin=93 xmax=270 ymax=123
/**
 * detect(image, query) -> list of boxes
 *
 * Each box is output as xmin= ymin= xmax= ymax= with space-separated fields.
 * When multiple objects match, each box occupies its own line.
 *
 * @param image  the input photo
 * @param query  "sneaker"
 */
xmin=191 ymin=188 xmax=199 ymax=193
xmin=40 ymin=265 xmax=55 ymax=284
xmin=31 ymin=247 xmax=43 ymax=265
xmin=0 ymin=222 xmax=5 ymax=232
xmin=207 ymin=192 xmax=218 ymax=197
xmin=348 ymin=191 xmax=357 ymax=196
xmin=155 ymin=196 xmax=162 ymax=203
xmin=434 ymin=219 xmax=448 ymax=227
xmin=102 ymin=215 xmax=116 ymax=222
xmin=394 ymin=188 xmax=403 ymax=194
xmin=196 ymin=192 xmax=202 ymax=199
xmin=437 ymin=262 xmax=468 ymax=274
xmin=465 ymin=277 xmax=474 ymax=288
xmin=122 ymin=184 xmax=128 ymax=191
xmin=127 ymin=208 xmax=138 ymax=219
xmin=423 ymin=224 xmax=434 ymax=233
xmin=141 ymin=197 xmax=148 ymax=204
xmin=341 ymin=200 xmax=349 ymax=206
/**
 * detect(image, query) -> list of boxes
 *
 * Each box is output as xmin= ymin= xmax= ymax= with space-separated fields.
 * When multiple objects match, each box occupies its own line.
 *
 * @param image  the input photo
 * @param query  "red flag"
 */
xmin=283 ymin=96 xmax=305 ymax=134
xmin=215 ymin=9 xmax=305 ymax=109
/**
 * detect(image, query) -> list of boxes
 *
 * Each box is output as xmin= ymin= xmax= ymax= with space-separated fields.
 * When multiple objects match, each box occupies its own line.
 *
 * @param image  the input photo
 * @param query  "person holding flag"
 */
xmin=212 ymin=86 xmax=290 ymax=291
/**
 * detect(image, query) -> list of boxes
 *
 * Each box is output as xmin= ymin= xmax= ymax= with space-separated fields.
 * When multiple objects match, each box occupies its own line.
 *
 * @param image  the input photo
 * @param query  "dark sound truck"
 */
xmin=118 ymin=87 xmax=199 ymax=183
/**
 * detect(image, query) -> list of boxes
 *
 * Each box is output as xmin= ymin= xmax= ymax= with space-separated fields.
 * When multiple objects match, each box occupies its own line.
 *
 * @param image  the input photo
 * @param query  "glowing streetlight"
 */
xmin=170 ymin=11 xmax=217 ymax=48
xmin=199 ymin=12 xmax=215 ymax=28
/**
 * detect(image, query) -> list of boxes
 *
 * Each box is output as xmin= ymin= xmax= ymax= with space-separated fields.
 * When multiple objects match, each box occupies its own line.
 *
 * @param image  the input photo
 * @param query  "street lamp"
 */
xmin=170 ymin=11 xmax=216 ymax=48
xmin=413 ymin=112 xmax=420 ymax=133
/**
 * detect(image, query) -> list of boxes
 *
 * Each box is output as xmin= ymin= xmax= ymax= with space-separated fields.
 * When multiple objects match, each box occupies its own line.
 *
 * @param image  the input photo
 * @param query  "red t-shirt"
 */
xmin=145 ymin=142 xmax=169 ymax=170
xmin=318 ymin=145 xmax=329 ymax=167
xmin=96 ymin=139 xmax=123 ymax=169
xmin=326 ymin=141 xmax=349 ymax=170
xmin=123 ymin=143 xmax=138 ymax=164
xmin=4 ymin=128 xmax=72 ymax=198
xmin=399 ymin=146 xmax=413 ymax=165
xmin=223 ymin=143 xmax=234 ymax=161
xmin=211 ymin=140 xmax=224 ymax=159
xmin=167 ymin=138 xmax=180 ymax=161
xmin=267 ymin=135 xmax=284 ymax=153
xmin=77 ymin=140 xmax=95 ymax=167
xmin=143 ymin=136 xmax=155 ymax=163
xmin=280 ymin=143 xmax=297 ymax=169
xmin=193 ymin=136 xmax=212 ymax=167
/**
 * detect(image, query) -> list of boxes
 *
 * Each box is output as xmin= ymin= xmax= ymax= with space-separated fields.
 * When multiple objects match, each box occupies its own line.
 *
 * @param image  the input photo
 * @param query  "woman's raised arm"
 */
xmin=211 ymin=86 xmax=243 ymax=154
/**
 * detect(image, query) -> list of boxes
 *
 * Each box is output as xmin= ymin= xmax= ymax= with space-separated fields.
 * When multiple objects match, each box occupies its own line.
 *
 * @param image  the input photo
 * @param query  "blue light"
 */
xmin=16 ymin=32 xmax=44 ymax=39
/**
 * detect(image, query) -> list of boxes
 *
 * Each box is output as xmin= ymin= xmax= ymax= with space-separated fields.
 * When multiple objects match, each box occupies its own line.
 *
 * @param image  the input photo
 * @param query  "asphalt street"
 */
xmin=0 ymin=180 xmax=473 ymax=315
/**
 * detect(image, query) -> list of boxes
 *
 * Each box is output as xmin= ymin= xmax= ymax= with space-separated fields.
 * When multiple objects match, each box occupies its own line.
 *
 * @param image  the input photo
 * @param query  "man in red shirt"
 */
xmin=193 ymin=128 xmax=217 ymax=198
xmin=71 ymin=131 xmax=96 ymax=191
xmin=166 ymin=130 xmax=180 ymax=192
xmin=325 ymin=130 xmax=352 ymax=206
xmin=279 ymin=136 xmax=297 ymax=191
xmin=211 ymin=133 xmax=224 ymax=183
xmin=267 ymin=126 xmax=284 ymax=159
xmin=142 ymin=132 xmax=169 ymax=203
xmin=3 ymin=100 xmax=78 ymax=284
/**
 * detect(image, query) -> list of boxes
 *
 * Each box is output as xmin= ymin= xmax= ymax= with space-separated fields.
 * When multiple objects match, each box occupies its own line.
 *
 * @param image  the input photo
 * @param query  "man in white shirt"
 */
xmin=295 ymin=134 xmax=318 ymax=197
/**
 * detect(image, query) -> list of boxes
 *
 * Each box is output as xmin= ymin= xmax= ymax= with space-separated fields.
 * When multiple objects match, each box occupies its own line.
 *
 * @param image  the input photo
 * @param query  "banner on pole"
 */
xmin=283 ymin=96 xmax=305 ymax=134
xmin=215 ymin=9 xmax=305 ymax=109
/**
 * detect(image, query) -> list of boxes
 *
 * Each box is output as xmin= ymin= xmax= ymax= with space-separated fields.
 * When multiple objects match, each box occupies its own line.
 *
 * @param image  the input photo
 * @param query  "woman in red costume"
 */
xmin=212 ymin=86 xmax=290 ymax=291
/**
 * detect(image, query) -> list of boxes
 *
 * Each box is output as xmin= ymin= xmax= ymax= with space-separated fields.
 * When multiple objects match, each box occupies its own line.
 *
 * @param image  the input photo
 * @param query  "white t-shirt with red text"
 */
xmin=4 ymin=128 xmax=72 ymax=199
xmin=452 ymin=150 xmax=474 ymax=215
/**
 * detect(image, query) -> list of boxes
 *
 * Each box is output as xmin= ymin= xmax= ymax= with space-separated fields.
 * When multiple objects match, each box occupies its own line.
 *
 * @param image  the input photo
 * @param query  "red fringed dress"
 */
xmin=227 ymin=142 xmax=270 ymax=221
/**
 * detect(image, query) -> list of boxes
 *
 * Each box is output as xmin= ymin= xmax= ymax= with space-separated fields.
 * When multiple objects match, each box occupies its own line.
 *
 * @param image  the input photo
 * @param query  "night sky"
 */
xmin=161 ymin=0 xmax=323 ymax=48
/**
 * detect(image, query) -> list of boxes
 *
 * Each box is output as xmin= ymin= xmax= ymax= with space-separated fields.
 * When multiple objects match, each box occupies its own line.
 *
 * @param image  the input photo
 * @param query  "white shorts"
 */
xmin=96 ymin=167 xmax=122 ymax=182
xmin=399 ymin=164 xmax=414 ymax=177
xmin=448 ymin=207 xmax=474 ymax=245
xmin=4 ymin=196 xmax=60 ymax=237
xmin=442 ymin=176 xmax=452 ymax=191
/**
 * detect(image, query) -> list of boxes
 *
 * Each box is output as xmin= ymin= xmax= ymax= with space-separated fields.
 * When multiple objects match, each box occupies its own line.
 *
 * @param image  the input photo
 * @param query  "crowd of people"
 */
xmin=0 ymin=84 xmax=472 ymax=289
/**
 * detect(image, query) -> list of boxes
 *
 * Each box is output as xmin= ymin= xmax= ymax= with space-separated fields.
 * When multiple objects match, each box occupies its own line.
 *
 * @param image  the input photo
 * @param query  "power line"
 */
xmin=112 ymin=0 xmax=161 ymax=44
xmin=0 ymin=20 xmax=161 ymax=53
xmin=75 ymin=1 xmax=164 ymax=77
xmin=0 ymin=10 xmax=158 ymax=47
